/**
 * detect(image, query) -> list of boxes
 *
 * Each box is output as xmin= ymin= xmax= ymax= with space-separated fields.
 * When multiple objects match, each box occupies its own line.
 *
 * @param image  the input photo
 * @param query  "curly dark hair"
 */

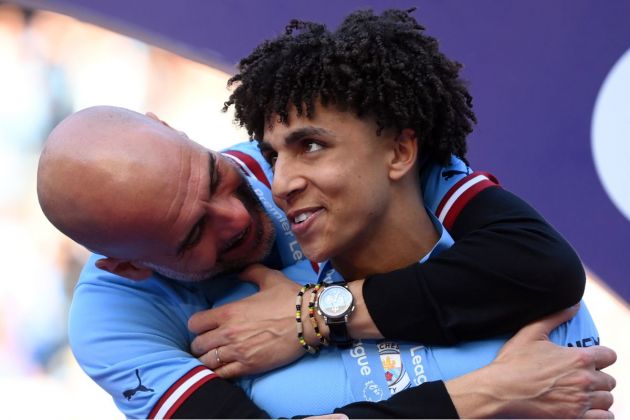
xmin=223 ymin=8 xmax=476 ymax=165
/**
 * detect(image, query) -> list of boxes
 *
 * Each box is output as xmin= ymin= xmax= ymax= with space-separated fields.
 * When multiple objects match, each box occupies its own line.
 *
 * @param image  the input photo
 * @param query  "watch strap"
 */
xmin=327 ymin=319 xmax=353 ymax=349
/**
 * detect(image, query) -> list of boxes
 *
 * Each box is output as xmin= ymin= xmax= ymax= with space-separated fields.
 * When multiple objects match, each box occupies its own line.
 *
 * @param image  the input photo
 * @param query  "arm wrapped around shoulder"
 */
xmin=363 ymin=186 xmax=585 ymax=344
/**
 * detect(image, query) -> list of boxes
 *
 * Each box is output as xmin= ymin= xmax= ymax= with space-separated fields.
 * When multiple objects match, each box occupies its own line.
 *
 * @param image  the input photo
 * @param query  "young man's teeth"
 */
xmin=294 ymin=212 xmax=312 ymax=224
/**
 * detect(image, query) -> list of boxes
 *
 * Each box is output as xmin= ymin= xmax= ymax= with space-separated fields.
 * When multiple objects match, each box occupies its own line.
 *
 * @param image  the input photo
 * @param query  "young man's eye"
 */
xmin=258 ymin=143 xmax=277 ymax=168
xmin=262 ymin=149 xmax=278 ymax=168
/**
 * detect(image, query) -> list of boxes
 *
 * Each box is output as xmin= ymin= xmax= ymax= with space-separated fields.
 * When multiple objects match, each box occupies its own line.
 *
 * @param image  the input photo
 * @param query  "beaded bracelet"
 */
xmin=308 ymin=283 xmax=329 ymax=346
xmin=296 ymin=283 xmax=318 ymax=354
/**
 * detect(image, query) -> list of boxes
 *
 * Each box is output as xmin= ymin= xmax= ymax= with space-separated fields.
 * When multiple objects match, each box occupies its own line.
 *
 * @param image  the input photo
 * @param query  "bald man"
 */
xmin=38 ymin=109 xmax=275 ymax=281
xmin=37 ymin=106 xmax=615 ymax=418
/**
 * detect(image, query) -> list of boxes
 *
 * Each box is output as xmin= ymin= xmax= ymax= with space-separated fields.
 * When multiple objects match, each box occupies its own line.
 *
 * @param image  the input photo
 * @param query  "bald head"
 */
xmin=37 ymin=106 xmax=204 ymax=258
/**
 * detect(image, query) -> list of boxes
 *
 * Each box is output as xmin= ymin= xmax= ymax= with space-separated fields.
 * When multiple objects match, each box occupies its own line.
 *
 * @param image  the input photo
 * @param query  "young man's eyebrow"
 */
xmin=259 ymin=127 xmax=333 ymax=153
xmin=283 ymin=126 xmax=333 ymax=146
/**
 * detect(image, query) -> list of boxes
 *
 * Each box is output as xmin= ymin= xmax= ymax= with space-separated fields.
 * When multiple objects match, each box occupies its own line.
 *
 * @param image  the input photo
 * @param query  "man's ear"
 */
xmin=145 ymin=111 xmax=173 ymax=128
xmin=95 ymin=257 xmax=153 ymax=281
xmin=388 ymin=128 xmax=419 ymax=180
xmin=145 ymin=111 xmax=161 ymax=122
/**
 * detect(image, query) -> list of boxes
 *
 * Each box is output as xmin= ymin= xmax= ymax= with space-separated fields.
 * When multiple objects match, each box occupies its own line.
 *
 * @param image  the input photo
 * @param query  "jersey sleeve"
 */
xmin=363 ymin=162 xmax=585 ymax=344
xmin=68 ymin=255 xmax=270 ymax=419
xmin=71 ymin=256 xmax=463 ymax=419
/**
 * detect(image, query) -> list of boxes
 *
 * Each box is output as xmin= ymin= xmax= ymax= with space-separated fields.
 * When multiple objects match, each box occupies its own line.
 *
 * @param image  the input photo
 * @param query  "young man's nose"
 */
xmin=271 ymin=155 xmax=306 ymax=205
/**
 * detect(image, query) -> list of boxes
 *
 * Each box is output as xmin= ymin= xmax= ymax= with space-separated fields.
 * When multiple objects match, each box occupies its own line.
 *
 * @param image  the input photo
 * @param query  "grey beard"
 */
xmin=138 ymin=260 xmax=217 ymax=282
xmin=138 ymin=178 xmax=276 ymax=282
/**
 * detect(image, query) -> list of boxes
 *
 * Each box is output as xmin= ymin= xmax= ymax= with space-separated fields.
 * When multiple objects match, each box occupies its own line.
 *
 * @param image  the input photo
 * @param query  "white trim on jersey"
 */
xmin=223 ymin=152 xmax=254 ymax=178
xmin=435 ymin=171 xmax=500 ymax=231
xmin=437 ymin=174 xmax=490 ymax=223
xmin=150 ymin=366 xmax=216 ymax=419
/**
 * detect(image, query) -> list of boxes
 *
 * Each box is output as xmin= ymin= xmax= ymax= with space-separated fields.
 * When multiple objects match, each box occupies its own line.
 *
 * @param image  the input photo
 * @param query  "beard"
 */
xmin=217 ymin=175 xmax=275 ymax=269
xmin=139 ymin=260 xmax=216 ymax=282
xmin=140 ymin=178 xmax=275 ymax=282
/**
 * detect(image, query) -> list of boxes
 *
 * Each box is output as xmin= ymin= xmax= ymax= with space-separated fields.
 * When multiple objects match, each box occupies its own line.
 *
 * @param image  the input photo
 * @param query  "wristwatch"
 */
xmin=316 ymin=282 xmax=356 ymax=348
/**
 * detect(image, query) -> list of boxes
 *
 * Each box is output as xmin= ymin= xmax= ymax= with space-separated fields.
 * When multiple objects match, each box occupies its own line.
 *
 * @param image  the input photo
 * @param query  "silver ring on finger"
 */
xmin=215 ymin=347 xmax=224 ymax=366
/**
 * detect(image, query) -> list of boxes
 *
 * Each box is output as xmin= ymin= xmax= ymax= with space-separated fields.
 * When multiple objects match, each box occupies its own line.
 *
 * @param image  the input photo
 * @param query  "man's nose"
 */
xmin=272 ymin=154 xmax=306 ymax=205
xmin=206 ymin=195 xmax=251 ymax=240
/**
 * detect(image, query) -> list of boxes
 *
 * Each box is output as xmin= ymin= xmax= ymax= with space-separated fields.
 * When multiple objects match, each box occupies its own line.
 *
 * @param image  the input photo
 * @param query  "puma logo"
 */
xmin=123 ymin=369 xmax=155 ymax=400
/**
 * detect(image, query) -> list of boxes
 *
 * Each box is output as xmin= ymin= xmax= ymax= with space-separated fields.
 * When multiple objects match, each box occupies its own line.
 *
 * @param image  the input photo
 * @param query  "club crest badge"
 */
xmin=377 ymin=342 xmax=411 ymax=394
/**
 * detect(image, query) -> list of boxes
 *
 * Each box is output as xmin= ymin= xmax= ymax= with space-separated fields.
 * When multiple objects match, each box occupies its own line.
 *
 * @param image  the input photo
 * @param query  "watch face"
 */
xmin=319 ymin=285 xmax=353 ymax=318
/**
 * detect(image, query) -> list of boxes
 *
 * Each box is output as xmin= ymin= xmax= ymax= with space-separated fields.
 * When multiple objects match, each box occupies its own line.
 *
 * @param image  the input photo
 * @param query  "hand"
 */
xmin=189 ymin=264 xmax=307 ymax=378
xmin=447 ymin=305 xmax=617 ymax=419
xmin=305 ymin=414 xmax=348 ymax=419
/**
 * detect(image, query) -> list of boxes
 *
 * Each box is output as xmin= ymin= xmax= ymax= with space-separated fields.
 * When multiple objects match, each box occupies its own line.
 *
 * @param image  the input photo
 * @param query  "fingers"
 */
xmin=588 ymin=390 xmax=615 ymax=412
xmin=587 ymin=345 xmax=618 ymax=371
xmin=203 ymin=349 xmax=257 ymax=379
xmin=195 ymin=326 xmax=265 ymax=371
xmin=188 ymin=308 xmax=220 ymax=334
xmin=191 ymin=328 xmax=226 ymax=356
xmin=508 ymin=304 xmax=580 ymax=345
xmin=199 ymin=345 xmax=230 ymax=371
xmin=214 ymin=361 xmax=247 ymax=379
xmin=198 ymin=346 xmax=246 ymax=378
xmin=590 ymin=369 xmax=617 ymax=393
xmin=583 ymin=409 xmax=614 ymax=419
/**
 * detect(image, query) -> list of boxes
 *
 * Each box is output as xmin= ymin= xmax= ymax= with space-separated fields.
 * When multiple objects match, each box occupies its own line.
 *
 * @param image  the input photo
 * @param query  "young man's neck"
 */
xmin=332 ymin=194 xmax=438 ymax=279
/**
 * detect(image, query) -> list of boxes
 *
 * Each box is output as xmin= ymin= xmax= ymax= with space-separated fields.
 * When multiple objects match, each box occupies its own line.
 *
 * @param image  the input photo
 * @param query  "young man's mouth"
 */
xmin=288 ymin=207 xmax=324 ymax=235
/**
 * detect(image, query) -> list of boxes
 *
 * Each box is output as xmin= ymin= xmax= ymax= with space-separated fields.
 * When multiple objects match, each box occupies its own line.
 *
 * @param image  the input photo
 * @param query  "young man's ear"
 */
xmin=388 ymin=128 xmax=419 ymax=180
xmin=95 ymin=257 xmax=153 ymax=281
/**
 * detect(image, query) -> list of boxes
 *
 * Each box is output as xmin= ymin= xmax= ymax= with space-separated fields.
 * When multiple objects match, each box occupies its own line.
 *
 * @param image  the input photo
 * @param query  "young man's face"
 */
xmin=261 ymin=104 xmax=395 ymax=263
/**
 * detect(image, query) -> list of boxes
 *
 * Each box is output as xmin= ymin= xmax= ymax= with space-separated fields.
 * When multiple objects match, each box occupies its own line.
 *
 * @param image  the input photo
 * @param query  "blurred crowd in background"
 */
xmin=0 ymin=3 xmax=627 ymax=418
xmin=0 ymin=3 xmax=243 ymax=417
